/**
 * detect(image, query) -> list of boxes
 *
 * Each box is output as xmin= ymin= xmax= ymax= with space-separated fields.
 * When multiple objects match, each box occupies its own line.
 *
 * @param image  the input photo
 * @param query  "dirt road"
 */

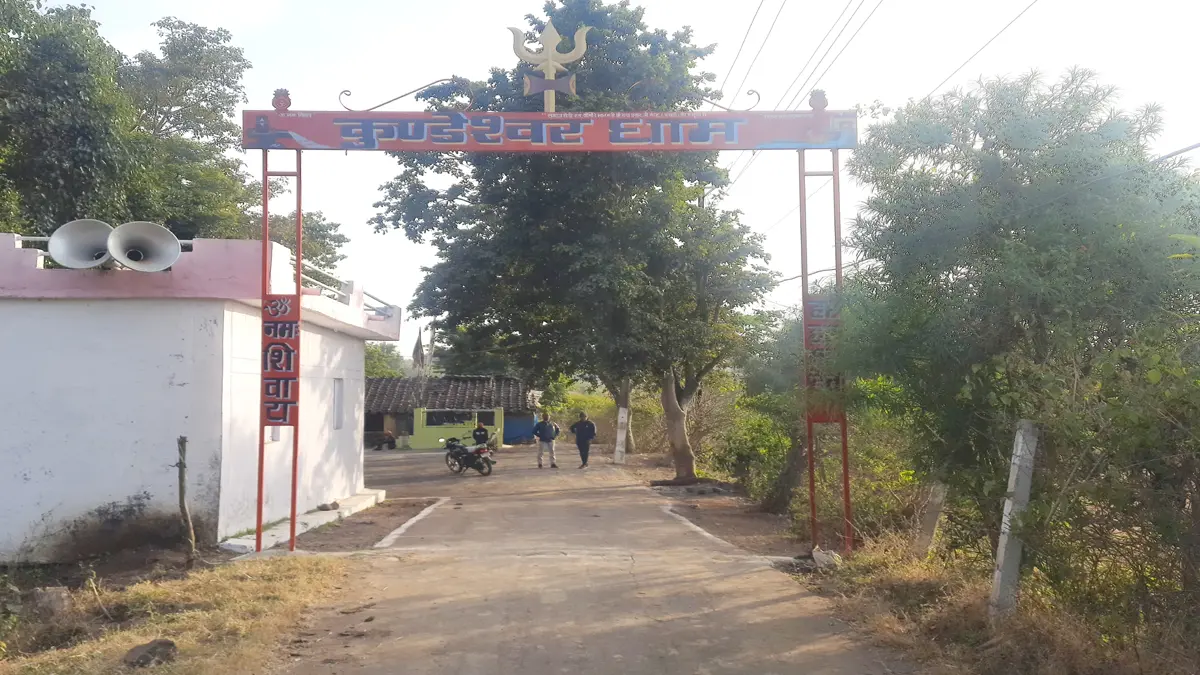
xmin=283 ymin=449 xmax=907 ymax=674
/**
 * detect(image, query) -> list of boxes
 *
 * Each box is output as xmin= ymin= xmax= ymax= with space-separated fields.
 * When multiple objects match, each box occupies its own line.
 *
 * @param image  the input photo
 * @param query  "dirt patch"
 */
xmin=670 ymin=494 xmax=813 ymax=558
xmin=613 ymin=452 xmax=676 ymax=483
xmin=611 ymin=453 xmax=812 ymax=558
xmin=279 ymin=499 xmax=437 ymax=552
xmin=2 ymin=545 xmax=237 ymax=594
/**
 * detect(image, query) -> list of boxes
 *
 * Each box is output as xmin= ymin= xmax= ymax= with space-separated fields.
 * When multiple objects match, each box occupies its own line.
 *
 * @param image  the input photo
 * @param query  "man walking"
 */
xmin=569 ymin=412 xmax=597 ymax=469
xmin=532 ymin=412 xmax=559 ymax=469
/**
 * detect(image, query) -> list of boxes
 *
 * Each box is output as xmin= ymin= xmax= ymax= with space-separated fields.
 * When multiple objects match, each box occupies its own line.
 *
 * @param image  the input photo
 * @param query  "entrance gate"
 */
xmin=242 ymin=20 xmax=858 ymax=553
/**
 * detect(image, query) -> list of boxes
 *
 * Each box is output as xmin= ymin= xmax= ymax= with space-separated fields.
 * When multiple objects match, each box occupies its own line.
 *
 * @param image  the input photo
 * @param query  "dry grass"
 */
xmin=813 ymin=535 xmax=1198 ymax=675
xmin=0 ymin=555 xmax=346 ymax=675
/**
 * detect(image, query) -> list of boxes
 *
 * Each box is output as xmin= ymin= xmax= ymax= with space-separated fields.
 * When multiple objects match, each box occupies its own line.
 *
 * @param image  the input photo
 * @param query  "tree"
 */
xmin=365 ymin=342 xmax=406 ymax=378
xmin=431 ymin=325 xmax=524 ymax=377
xmin=0 ymin=4 xmax=350 ymax=267
xmin=123 ymin=136 xmax=260 ymax=240
xmin=373 ymin=0 xmax=771 ymax=478
xmin=648 ymin=197 xmax=774 ymax=480
xmin=737 ymin=313 xmax=808 ymax=513
xmin=840 ymin=69 xmax=1200 ymax=544
xmin=118 ymin=17 xmax=251 ymax=149
xmin=0 ymin=4 xmax=134 ymax=234
xmin=230 ymin=210 xmax=349 ymax=272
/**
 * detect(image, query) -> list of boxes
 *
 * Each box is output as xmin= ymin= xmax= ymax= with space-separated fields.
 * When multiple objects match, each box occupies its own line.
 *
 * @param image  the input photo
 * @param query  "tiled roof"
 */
xmin=365 ymin=376 xmax=536 ymax=414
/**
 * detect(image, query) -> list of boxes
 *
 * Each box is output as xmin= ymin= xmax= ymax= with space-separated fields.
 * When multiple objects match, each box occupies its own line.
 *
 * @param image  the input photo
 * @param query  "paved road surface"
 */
xmin=284 ymin=449 xmax=907 ymax=675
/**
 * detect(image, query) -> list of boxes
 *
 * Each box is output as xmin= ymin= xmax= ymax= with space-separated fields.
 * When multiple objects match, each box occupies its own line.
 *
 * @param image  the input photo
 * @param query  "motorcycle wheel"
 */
xmin=476 ymin=459 xmax=493 ymax=476
xmin=445 ymin=452 xmax=463 ymax=474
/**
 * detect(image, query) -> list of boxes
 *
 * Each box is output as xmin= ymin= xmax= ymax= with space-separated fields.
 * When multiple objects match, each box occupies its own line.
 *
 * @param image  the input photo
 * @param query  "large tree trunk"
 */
xmin=604 ymin=377 xmax=637 ymax=455
xmin=762 ymin=433 xmax=806 ymax=515
xmin=912 ymin=482 xmax=948 ymax=559
xmin=625 ymin=409 xmax=637 ymax=455
xmin=661 ymin=371 xmax=697 ymax=483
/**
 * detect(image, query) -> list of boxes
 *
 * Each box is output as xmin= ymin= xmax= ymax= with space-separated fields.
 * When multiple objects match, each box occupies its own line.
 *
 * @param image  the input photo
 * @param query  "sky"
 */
xmin=65 ymin=0 xmax=1200 ymax=349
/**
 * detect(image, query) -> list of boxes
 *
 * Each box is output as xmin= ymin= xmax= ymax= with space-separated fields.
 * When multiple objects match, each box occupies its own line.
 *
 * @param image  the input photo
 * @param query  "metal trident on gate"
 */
xmin=509 ymin=20 xmax=590 ymax=113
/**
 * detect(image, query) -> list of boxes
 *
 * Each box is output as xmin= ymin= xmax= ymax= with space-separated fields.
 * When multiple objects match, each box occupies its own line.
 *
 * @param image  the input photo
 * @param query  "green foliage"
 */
xmin=0 ymin=4 xmax=134 ymax=233
xmin=431 ymin=325 xmax=525 ymax=378
xmin=365 ymin=342 xmax=406 ymax=378
xmin=372 ymin=0 xmax=772 ymax=419
xmin=706 ymin=395 xmax=791 ymax=499
xmin=835 ymin=68 xmax=1200 ymax=646
xmin=233 ymin=210 xmax=349 ymax=272
xmin=825 ymin=398 xmax=923 ymax=538
xmin=564 ymin=391 xmax=614 ymax=420
xmin=1001 ymin=326 xmax=1200 ymax=641
xmin=701 ymin=370 xmax=925 ymax=547
xmin=0 ymin=575 xmax=18 ymax=657
xmin=740 ymin=312 xmax=800 ymax=396
xmin=538 ymin=374 xmax=573 ymax=412
xmin=118 ymin=17 xmax=250 ymax=149
xmin=842 ymin=68 xmax=1200 ymax=530
xmin=0 ymin=3 xmax=347 ymax=263
xmin=123 ymin=136 xmax=259 ymax=240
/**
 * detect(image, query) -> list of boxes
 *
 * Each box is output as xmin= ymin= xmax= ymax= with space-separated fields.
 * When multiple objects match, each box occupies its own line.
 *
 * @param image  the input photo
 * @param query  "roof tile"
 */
xmin=365 ymin=376 xmax=535 ymax=414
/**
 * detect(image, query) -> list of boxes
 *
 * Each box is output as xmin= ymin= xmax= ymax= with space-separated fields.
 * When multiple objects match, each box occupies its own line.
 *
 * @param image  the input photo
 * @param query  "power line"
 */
xmin=775 ymin=259 xmax=866 ymax=285
xmin=729 ymin=0 xmax=881 ymax=189
xmin=725 ymin=0 xmax=791 ymax=109
xmin=783 ymin=0 xmax=869 ymax=111
xmin=762 ymin=297 xmax=801 ymax=311
xmin=728 ymin=148 xmax=761 ymax=185
xmin=725 ymin=0 xmax=858 ymax=183
xmin=712 ymin=0 xmax=767 ymax=110
xmin=809 ymin=0 xmax=888 ymax=91
xmin=762 ymin=179 xmax=832 ymax=234
xmin=720 ymin=0 xmax=858 ymax=184
xmin=773 ymin=0 xmax=857 ymax=110
xmin=924 ymin=0 xmax=1042 ymax=99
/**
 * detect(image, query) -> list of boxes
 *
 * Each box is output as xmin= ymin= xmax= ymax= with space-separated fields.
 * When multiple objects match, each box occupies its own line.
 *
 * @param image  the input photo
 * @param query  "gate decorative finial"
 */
xmin=508 ymin=19 xmax=590 ymax=113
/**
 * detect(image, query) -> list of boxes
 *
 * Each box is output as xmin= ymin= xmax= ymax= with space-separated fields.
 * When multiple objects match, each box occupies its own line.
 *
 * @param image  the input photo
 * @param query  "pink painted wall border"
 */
xmin=1 ymin=235 xmax=266 ymax=300
xmin=0 ymin=234 xmax=400 ymax=341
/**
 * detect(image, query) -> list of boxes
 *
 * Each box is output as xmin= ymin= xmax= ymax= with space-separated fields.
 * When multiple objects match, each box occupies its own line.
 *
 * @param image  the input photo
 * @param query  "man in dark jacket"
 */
xmin=532 ymin=413 xmax=559 ymax=469
xmin=569 ymin=412 xmax=597 ymax=469
xmin=472 ymin=421 xmax=490 ymax=446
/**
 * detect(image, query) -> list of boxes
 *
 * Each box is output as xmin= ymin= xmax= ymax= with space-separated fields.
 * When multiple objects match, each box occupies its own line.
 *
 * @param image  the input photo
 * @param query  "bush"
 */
xmin=821 ymin=535 xmax=1196 ymax=675
xmin=705 ymin=400 xmax=791 ymax=500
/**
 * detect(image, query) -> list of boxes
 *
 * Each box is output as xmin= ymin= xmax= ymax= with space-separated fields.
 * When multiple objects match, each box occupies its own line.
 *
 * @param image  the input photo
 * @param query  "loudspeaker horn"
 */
xmin=47 ymin=219 xmax=115 ymax=269
xmin=108 ymin=221 xmax=181 ymax=272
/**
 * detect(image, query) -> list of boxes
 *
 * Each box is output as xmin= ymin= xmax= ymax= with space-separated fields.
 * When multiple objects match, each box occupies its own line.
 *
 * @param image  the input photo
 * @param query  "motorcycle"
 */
xmin=441 ymin=436 xmax=495 ymax=476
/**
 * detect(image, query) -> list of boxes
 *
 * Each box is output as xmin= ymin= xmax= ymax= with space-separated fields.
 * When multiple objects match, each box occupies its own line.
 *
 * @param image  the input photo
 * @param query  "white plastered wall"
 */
xmin=0 ymin=299 xmax=225 ymax=562
xmin=217 ymin=302 xmax=365 ymax=539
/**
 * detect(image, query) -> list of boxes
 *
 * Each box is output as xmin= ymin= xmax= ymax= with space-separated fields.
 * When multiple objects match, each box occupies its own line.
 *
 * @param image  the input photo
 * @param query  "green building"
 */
xmin=364 ymin=375 xmax=538 ymax=450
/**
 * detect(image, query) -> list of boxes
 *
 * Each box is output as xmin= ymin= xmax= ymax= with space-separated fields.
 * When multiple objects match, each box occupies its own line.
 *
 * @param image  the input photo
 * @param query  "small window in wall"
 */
xmin=477 ymin=410 xmax=496 ymax=426
xmin=333 ymin=378 xmax=345 ymax=430
xmin=425 ymin=410 xmax=473 ymax=426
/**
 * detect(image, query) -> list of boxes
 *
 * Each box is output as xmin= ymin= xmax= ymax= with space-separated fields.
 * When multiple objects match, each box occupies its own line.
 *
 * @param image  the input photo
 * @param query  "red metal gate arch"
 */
xmin=244 ymin=22 xmax=858 ymax=554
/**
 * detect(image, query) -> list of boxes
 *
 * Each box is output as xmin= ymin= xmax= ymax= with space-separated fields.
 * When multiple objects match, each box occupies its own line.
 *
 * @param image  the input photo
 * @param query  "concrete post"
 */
xmin=911 ymin=481 xmax=947 ymax=559
xmin=989 ymin=419 xmax=1039 ymax=621
xmin=613 ymin=407 xmax=629 ymax=464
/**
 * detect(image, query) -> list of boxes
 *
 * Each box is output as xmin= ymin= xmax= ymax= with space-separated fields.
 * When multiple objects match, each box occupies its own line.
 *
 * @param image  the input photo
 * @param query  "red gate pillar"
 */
xmin=798 ymin=148 xmax=853 ymax=555
xmin=256 ymin=149 xmax=304 ymax=553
